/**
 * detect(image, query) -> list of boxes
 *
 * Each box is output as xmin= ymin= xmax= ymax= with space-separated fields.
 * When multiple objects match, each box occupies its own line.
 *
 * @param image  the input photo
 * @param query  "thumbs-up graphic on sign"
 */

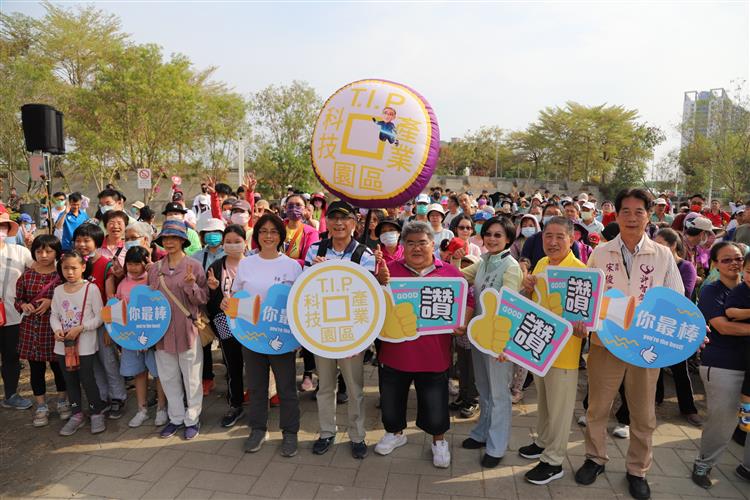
xmin=269 ymin=335 xmax=283 ymax=351
xmin=536 ymin=279 xmax=563 ymax=317
xmin=137 ymin=331 xmax=148 ymax=347
xmin=380 ymin=293 xmax=418 ymax=341
xmin=469 ymin=290 xmax=513 ymax=354
xmin=640 ymin=345 xmax=658 ymax=364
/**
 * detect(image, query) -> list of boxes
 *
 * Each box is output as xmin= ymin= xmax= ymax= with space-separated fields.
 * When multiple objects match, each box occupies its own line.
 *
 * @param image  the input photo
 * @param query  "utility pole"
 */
xmin=237 ymin=136 xmax=244 ymax=185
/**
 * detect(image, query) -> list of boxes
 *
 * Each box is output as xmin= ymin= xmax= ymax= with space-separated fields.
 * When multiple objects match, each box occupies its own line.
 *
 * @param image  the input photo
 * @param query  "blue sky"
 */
xmin=5 ymin=1 xmax=749 ymax=172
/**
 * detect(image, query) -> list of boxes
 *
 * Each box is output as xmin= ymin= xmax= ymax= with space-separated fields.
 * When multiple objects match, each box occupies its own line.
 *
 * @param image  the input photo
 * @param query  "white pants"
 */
xmin=155 ymin=341 xmax=203 ymax=427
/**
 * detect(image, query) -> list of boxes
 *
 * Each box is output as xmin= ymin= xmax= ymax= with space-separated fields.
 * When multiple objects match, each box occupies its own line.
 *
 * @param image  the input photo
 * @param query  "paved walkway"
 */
xmin=1 ymin=355 xmax=749 ymax=500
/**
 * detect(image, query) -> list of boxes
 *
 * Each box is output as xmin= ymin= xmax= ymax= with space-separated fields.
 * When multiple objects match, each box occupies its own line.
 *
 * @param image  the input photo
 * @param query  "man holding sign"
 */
xmin=374 ymin=221 xmax=474 ymax=469
xmin=576 ymin=189 xmax=684 ymax=500
xmin=518 ymin=216 xmax=587 ymax=485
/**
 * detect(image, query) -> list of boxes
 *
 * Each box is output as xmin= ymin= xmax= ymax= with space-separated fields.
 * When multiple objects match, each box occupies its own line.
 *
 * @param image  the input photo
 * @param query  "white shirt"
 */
xmin=50 ymin=282 xmax=104 ymax=356
xmin=0 ymin=243 xmax=32 ymax=326
xmin=233 ymin=253 xmax=302 ymax=301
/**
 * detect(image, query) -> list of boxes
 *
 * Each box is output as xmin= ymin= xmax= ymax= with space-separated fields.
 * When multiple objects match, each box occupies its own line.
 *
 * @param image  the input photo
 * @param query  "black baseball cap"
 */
xmin=375 ymin=218 xmax=402 ymax=237
xmin=326 ymin=200 xmax=356 ymax=218
xmin=162 ymin=202 xmax=188 ymax=215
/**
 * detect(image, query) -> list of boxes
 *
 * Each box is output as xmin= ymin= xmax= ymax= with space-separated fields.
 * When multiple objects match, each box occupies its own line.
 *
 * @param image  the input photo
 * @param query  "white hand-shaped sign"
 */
xmin=640 ymin=345 xmax=658 ymax=364
xmin=269 ymin=335 xmax=283 ymax=351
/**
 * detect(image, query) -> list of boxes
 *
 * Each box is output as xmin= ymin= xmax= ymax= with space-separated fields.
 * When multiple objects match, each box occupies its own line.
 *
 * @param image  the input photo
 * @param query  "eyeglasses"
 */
xmin=258 ymin=229 xmax=279 ymax=236
xmin=719 ymin=257 xmax=744 ymax=265
xmin=327 ymin=215 xmax=351 ymax=223
xmin=404 ymin=240 xmax=431 ymax=249
xmin=457 ymin=225 xmax=472 ymax=230
xmin=484 ymin=232 xmax=506 ymax=239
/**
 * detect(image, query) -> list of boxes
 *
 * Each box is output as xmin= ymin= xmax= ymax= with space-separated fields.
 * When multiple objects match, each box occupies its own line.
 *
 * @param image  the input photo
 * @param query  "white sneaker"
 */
xmin=154 ymin=408 xmax=168 ymax=426
xmin=374 ymin=432 xmax=408 ymax=455
xmin=431 ymin=439 xmax=451 ymax=468
xmin=448 ymin=381 xmax=459 ymax=397
xmin=613 ymin=424 xmax=630 ymax=439
xmin=33 ymin=405 xmax=49 ymax=427
xmin=128 ymin=408 xmax=149 ymax=428
xmin=577 ymin=414 xmax=587 ymax=427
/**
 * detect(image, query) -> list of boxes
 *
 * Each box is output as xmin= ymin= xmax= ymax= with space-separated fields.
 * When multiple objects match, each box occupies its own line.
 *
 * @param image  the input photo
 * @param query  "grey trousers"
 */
xmin=314 ymin=352 xmax=366 ymax=442
xmin=695 ymin=365 xmax=750 ymax=468
xmin=94 ymin=326 xmax=127 ymax=402
xmin=469 ymin=347 xmax=513 ymax=458
xmin=243 ymin=349 xmax=299 ymax=434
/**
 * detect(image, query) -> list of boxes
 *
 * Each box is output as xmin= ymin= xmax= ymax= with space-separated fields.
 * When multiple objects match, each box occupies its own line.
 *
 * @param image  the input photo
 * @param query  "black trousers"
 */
xmin=655 ymin=360 xmax=698 ymax=415
xmin=244 ymin=349 xmax=299 ymax=434
xmin=202 ymin=343 xmax=214 ymax=381
xmin=29 ymin=359 xmax=66 ymax=396
xmin=379 ymin=364 xmax=450 ymax=436
xmin=218 ymin=336 xmax=244 ymax=408
xmin=57 ymin=354 xmax=106 ymax=415
xmin=0 ymin=324 xmax=20 ymax=399
xmin=456 ymin=347 xmax=478 ymax=403
xmin=301 ymin=348 xmax=316 ymax=376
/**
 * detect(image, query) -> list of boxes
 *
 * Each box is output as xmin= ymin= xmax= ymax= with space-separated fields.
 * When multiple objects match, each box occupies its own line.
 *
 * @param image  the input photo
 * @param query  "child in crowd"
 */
xmin=724 ymin=252 xmax=750 ymax=431
xmin=116 ymin=246 xmax=168 ymax=428
xmin=15 ymin=235 xmax=67 ymax=427
xmin=50 ymin=251 xmax=105 ymax=435
xmin=74 ymin=223 xmax=128 ymax=418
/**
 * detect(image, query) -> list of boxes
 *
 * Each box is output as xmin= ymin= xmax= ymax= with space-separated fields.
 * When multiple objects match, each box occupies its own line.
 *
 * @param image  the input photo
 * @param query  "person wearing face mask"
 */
xmin=580 ymin=202 xmax=604 ymax=236
xmin=282 ymin=194 xmax=319 ymax=267
xmin=96 ymin=189 xmax=135 ymax=226
xmin=510 ymin=214 xmax=541 ymax=260
xmin=130 ymin=201 xmax=145 ymax=221
xmin=412 ymin=194 xmax=431 ymax=222
xmin=16 ymin=213 xmax=36 ymax=248
xmin=373 ymin=218 xmax=403 ymax=264
xmin=207 ymin=224 xmax=253 ymax=429
xmin=682 ymin=215 xmax=716 ymax=283
xmin=470 ymin=211 xmax=491 ymax=252
xmin=50 ymin=192 xmax=67 ymax=240
xmin=229 ymin=200 xmax=254 ymax=246
xmin=188 ymin=217 xmax=229 ymax=397
xmin=162 ymin=203 xmax=202 ymax=256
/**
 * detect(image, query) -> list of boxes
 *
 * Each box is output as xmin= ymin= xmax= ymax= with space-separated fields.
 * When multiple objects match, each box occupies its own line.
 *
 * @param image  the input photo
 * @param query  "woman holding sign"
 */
xmin=518 ymin=216 xmax=588 ymax=485
xmin=148 ymin=220 xmax=208 ymax=441
xmin=457 ymin=216 xmax=522 ymax=468
xmin=231 ymin=213 xmax=302 ymax=458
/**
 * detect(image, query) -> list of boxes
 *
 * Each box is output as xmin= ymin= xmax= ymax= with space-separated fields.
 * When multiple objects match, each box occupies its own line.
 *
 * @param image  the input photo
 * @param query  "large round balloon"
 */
xmin=310 ymin=79 xmax=439 ymax=208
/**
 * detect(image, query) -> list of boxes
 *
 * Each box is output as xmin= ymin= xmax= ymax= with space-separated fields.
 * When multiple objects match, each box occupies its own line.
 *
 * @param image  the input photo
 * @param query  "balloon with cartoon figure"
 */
xmin=596 ymin=286 xmax=705 ymax=368
xmin=225 ymin=284 xmax=299 ymax=355
xmin=102 ymin=285 xmax=171 ymax=350
xmin=467 ymin=287 xmax=573 ymax=377
xmin=311 ymin=79 xmax=440 ymax=208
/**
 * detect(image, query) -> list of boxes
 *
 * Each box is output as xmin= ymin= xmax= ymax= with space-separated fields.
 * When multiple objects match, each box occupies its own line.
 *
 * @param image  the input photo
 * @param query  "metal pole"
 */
xmin=237 ymin=136 xmax=245 ymax=186
xmin=707 ymin=165 xmax=713 ymax=205
xmin=494 ymin=143 xmax=499 ymax=179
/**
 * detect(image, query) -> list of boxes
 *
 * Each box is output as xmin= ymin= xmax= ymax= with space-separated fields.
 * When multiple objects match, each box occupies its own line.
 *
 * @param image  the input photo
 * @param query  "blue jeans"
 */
xmin=469 ymin=346 xmax=513 ymax=458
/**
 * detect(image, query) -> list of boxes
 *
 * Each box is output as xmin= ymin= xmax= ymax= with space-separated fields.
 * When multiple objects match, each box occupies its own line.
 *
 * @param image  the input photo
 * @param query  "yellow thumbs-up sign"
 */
xmin=469 ymin=289 xmax=513 ymax=354
xmin=380 ymin=292 xmax=418 ymax=341
xmin=535 ymin=278 xmax=563 ymax=317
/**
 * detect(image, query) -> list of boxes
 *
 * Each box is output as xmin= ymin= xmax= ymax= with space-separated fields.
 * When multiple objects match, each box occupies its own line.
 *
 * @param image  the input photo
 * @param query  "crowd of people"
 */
xmin=1 ymin=179 xmax=749 ymax=500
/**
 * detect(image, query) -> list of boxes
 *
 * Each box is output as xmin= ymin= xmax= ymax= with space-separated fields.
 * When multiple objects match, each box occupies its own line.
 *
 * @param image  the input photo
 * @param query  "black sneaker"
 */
xmin=108 ymin=399 xmax=125 ymax=420
xmin=735 ymin=464 xmax=750 ymax=482
xmin=221 ymin=406 xmax=244 ymax=428
xmin=461 ymin=437 xmax=485 ymax=449
xmin=574 ymin=459 xmax=605 ymax=485
xmin=459 ymin=403 xmax=479 ymax=419
xmin=336 ymin=392 xmax=349 ymax=405
xmin=525 ymin=461 xmax=564 ymax=485
xmin=312 ymin=436 xmax=335 ymax=455
xmin=351 ymin=441 xmax=368 ymax=459
xmin=691 ymin=463 xmax=712 ymax=489
xmin=449 ymin=399 xmax=465 ymax=411
xmin=518 ymin=442 xmax=545 ymax=460
xmin=625 ymin=473 xmax=650 ymax=500
xmin=481 ymin=453 xmax=502 ymax=468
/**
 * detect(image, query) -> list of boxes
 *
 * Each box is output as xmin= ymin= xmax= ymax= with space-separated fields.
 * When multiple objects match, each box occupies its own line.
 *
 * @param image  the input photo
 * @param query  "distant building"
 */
xmin=681 ymin=88 xmax=747 ymax=146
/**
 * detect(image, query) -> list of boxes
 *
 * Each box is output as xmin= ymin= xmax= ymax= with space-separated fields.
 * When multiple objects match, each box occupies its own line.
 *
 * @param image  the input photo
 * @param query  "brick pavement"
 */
xmin=1 ymin=356 xmax=749 ymax=499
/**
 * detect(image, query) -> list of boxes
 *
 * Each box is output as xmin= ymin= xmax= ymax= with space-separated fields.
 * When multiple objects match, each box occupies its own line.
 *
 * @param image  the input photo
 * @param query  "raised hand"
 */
xmin=243 ymin=173 xmax=257 ymax=192
xmin=207 ymin=268 xmax=219 ymax=290
xmin=469 ymin=289 xmax=512 ymax=355
xmin=184 ymin=264 xmax=196 ymax=285
xmin=380 ymin=293 xmax=418 ymax=341
xmin=204 ymin=176 xmax=216 ymax=194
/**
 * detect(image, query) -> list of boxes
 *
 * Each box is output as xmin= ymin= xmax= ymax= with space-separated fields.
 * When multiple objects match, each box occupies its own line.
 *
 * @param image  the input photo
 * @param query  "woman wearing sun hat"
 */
xmin=147 ymin=219 xmax=208 ymax=440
